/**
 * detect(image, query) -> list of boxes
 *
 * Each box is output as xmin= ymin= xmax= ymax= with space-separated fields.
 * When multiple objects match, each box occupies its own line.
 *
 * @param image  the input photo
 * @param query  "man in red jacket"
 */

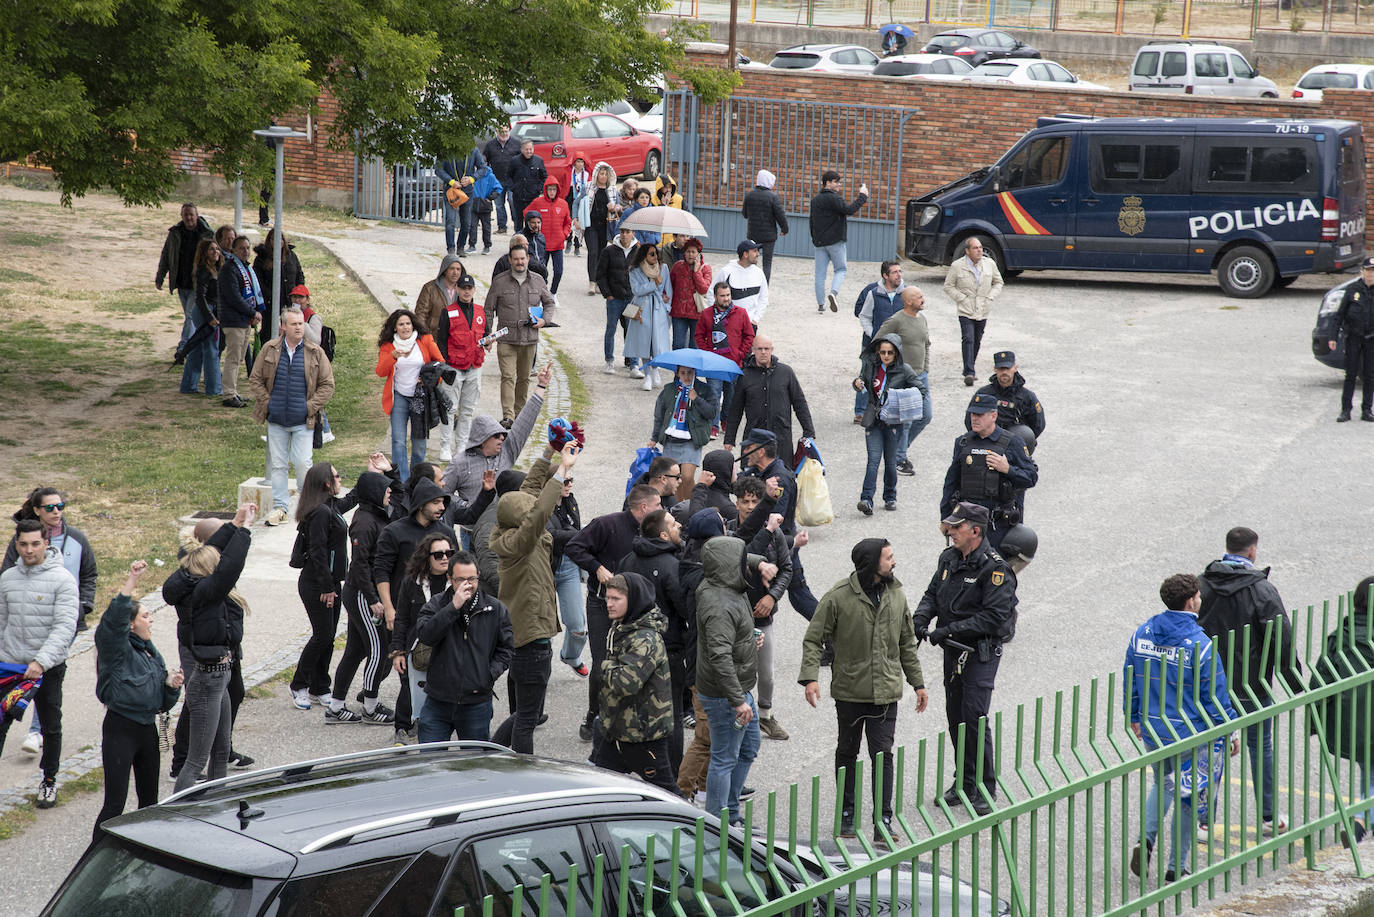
xmin=694 ymin=281 xmax=755 ymax=436
xmin=432 ymin=275 xmax=490 ymax=455
xmin=523 ymin=178 xmax=573 ymax=296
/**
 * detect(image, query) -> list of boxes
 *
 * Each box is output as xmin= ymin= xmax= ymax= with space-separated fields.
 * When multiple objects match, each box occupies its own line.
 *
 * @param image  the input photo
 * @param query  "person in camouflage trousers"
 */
xmin=592 ymin=572 xmax=680 ymax=795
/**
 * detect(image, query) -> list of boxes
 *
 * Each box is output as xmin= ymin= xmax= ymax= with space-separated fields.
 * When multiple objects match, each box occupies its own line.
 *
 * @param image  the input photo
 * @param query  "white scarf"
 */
xmin=393 ymin=333 xmax=416 ymax=354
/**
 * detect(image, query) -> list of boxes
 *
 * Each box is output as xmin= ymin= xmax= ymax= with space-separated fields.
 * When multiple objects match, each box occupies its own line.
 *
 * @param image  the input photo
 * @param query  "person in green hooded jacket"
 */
xmin=801 ymin=538 xmax=927 ymax=842
xmin=593 ymin=572 xmax=678 ymax=795
xmin=94 ymin=560 xmax=184 ymax=841
xmin=1311 ymin=574 xmax=1374 ymax=843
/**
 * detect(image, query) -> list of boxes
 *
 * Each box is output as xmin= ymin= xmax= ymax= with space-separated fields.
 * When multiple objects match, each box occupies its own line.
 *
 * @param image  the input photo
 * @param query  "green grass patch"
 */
xmin=1 ymin=230 xmax=51 ymax=247
xmin=0 ymin=767 xmax=106 ymax=840
xmin=98 ymin=291 xmax=173 ymax=315
xmin=0 ymin=267 xmax=40 ymax=283
xmin=246 ymin=663 xmax=298 ymax=700
xmin=551 ymin=342 xmax=591 ymax=420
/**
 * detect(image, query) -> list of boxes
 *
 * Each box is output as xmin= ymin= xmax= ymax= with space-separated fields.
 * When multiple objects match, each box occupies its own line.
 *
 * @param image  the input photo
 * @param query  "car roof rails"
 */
xmin=1036 ymin=113 xmax=1098 ymax=126
xmin=1143 ymin=38 xmax=1195 ymax=45
xmin=162 ymin=741 xmax=513 ymax=804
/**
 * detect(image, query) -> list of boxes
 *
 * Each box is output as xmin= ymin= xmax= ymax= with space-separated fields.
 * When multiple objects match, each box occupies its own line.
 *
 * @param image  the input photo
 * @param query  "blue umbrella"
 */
xmin=647 ymin=348 xmax=743 ymax=381
xmin=879 ymin=23 xmax=915 ymax=37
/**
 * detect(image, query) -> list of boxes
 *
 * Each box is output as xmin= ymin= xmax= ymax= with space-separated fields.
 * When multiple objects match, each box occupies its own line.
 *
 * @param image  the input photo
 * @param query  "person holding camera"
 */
xmin=94 ymin=560 xmax=184 ymax=841
xmin=912 ymin=502 xmax=1017 ymax=817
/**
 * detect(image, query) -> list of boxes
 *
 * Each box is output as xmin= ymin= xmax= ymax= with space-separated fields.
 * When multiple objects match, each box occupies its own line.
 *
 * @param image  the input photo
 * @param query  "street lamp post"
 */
xmin=253 ymin=125 xmax=309 ymax=341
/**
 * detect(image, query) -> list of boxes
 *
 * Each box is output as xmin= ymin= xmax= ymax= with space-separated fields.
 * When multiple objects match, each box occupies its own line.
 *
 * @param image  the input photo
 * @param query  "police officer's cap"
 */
xmin=741 ymin=428 xmax=776 ymax=447
xmin=967 ymin=393 xmax=999 ymax=414
xmin=941 ymin=501 xmax=990 ymax=527
xmin=1362 ymin=257 xmax=1374 ymax=270
xmin=992 ymin=350 xmax=1016 ymax=368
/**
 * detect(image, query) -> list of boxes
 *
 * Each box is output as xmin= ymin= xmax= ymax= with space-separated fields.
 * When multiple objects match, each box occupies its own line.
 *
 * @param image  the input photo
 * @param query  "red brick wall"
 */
xmin=675 ymin=53 xmax=1374 ymax=247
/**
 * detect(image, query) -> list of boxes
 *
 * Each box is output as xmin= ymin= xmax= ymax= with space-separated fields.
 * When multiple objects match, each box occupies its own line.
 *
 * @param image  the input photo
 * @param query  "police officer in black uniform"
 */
xmin=1331 ymin=257 xmax=1374 ymax=423
xmin=941 ymin=393 xmax=1038 ymax=550
xmin=912 ymin=502 xmax=1016 ymax=816
xmin=965 ymin=350 xmax=1045 ymax=453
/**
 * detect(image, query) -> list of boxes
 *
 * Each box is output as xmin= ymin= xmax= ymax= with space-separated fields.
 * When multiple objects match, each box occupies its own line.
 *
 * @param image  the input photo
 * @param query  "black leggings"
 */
xmin=332 ymin=589 xmax=389 ymax=703
xmin=291 ymin=578 xmax=341 ymax=696
xmin=95 ymin=711 xmax=160 ymax=842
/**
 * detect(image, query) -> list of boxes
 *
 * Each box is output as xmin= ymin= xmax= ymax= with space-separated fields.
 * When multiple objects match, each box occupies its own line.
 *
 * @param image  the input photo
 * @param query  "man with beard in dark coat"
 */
xmin=967 ymin=351 xmax=1045 ymax=454
xmin=373 ymin=478 xmax=458 ymax=634
xmin=1195 ymin=526 xmax=1302 ymax=836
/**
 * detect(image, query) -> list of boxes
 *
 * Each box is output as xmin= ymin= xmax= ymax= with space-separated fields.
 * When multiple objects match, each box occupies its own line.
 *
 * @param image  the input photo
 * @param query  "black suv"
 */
xmin=921 ymin=29 xmax=1040 ymax=67
xmin=42 ymin=743 xmax=1005 ymax=917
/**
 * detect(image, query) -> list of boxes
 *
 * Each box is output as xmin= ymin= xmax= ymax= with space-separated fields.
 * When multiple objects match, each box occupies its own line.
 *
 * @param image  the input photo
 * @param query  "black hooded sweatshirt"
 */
xmin=372 ymin=477 xmax=458 ymax=601
xmin=343 ymin=472 xmax=394 ymax=606
xmin=619 ymin=535 xmax=690 ymax=653
xmin=683 ymin=449 xmax=736 ymax=524
xmin=1198 ymin=558 xmax=1303 ymax=710
xmin=852 ymin=537 xmax=890 ymax=612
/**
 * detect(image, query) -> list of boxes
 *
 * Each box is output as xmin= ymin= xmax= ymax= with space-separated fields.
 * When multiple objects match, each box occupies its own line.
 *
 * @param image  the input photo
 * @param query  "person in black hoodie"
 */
xmin=1196 ymin=526 xmax=1303 ymax=835
xmin=681 ymin=449 xmax=737 ymax=525
xmin=288 ymin=461 xmax=369 ymax=715
xmin=619 ymin=509 xmax=690 ymax=769
xmin=324 ymin=471 xmax=394 ymax=727
xmin=414 ymin=550 xmax=514 ymax=741
xmin=596 ymin=226 xmax=637 ymax=372
xmin=373 ymin=477 xmax=460 ymax=633
xmin=675 ymin=508 xmax=727 ymax=800
xmin=162 ymin=502 xmax=255 ymax=794
xmin=566 ymin=484 xmax=663 ymax=741
xmin=390 ymin=531 xmax=457 ymax=737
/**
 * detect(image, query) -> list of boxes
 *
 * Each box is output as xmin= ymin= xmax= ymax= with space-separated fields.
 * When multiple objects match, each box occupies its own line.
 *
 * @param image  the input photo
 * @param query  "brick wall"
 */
xmin=674 ymin=49 xmax=1374 ymax=248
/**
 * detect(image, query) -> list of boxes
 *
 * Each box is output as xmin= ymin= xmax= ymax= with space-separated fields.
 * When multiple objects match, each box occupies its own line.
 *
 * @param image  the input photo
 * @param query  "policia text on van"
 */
xmin=905 ymin=116 xmax=1366 ymax=298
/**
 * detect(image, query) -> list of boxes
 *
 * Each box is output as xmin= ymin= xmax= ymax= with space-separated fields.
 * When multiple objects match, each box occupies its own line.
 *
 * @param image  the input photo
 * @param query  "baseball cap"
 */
xmin=737 ymin=239 xmax=760 ymax=256
xmin=456 ymin=275 xmax=476 ymax=288
xmin=289 ymin=284 xmax=310 ymax=298
xmin=1362 ymin=257 xmax=1374 ymax=269
xmin=942 ymin=501 xmax=990 ymax=527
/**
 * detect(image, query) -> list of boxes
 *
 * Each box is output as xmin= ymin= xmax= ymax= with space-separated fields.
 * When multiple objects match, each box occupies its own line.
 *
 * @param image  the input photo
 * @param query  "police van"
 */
xmin=905 ymin=116 xmax=1366 ymax=297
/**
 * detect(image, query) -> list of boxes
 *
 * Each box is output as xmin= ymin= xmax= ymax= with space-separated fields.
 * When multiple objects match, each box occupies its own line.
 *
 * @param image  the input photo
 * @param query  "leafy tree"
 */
xmin=0 ymin=0 xmax=735 ymax=206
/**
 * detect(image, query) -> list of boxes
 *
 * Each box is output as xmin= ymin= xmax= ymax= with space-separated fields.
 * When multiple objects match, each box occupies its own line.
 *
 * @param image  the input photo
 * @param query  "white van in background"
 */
xmin=1129 ymin=42 xmax=1278 ymax=98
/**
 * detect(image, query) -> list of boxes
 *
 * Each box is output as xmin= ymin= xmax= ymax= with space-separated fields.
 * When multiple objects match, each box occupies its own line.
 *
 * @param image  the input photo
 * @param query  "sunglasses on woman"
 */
xmin=41 ymin=502 xmax=66 ymax=512
xmin=430 ymin=549 xmax=456 ymax=559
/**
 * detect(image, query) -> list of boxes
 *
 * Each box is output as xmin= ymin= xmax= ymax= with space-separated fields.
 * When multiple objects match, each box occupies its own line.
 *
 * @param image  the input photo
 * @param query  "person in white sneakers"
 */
xmin=0 ymin=519 xmax=79 ymax=809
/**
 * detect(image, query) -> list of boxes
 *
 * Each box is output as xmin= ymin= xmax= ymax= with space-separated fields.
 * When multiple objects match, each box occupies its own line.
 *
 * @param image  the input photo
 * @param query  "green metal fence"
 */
xmin=456 ymin=587 xmax=1374 ymax=917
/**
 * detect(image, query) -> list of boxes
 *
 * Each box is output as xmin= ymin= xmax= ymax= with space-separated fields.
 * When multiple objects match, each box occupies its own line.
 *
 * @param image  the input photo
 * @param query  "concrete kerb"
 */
xmin=0 ymin=231 xmax=574 ymax=821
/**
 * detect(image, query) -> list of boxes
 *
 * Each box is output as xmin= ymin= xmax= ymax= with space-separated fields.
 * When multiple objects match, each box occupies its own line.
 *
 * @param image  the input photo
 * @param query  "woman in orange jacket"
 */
xmin=376 ymin=308 xmax=443 ymax=481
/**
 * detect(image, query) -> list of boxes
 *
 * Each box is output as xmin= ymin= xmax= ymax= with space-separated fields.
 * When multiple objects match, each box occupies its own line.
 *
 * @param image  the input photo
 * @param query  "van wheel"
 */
xmin=1217 ymin=245 xmax=1275 ymax=298
xmin=643 ymin=150 xmax=662 ymax=181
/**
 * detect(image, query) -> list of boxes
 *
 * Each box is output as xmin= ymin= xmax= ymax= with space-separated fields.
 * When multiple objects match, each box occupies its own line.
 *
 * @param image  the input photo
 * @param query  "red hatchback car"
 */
xmin=512 ymin=112 xmax=663 ymax=189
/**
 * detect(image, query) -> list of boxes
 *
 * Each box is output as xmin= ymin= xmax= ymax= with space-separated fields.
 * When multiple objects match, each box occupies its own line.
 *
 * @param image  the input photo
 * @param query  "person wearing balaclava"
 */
xmin=800 ymin=537 xmax=927 ymax=845
xmin=592 ymin=572 xmax=679 ymax=794
xmin=741 ymin=169 xmax=788 ymax=282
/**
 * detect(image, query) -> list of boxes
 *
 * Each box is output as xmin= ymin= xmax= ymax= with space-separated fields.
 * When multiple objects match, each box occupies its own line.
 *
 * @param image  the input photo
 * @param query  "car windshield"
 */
xmin=770 ymin=53 xmax=820 ymax=68
xmin=45 ymin=837 xmax=255 ymax=916
xmin=926 ymin=34 xmax=968 ymax=51
xmin=873 ymin=61 xmax=929 ymax=76
xmin=512 ymin=123 xmax=563 ymax=144
xmin=1299 ymin=71 xmax=1358 ymax=89
xmin=972 ymin=63 xmax=1018 ymax=77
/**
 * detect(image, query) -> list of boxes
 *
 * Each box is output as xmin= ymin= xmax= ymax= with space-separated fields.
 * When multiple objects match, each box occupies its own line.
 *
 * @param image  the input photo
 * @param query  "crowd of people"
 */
xmin=2 ymin=158 xmax=1361 ymax=856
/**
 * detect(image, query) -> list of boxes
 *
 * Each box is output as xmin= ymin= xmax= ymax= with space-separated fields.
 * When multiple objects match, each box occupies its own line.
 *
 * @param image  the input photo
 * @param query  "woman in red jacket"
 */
xmin=375 ymin=308 xmax=443 ymax=481
xmin=668 ymin=237 xmax=712 ymax=351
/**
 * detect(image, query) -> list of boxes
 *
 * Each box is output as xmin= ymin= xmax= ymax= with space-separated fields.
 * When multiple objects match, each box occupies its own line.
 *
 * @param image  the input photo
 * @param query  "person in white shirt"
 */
xmin=716 ymin=240 xmax=770 ymax=327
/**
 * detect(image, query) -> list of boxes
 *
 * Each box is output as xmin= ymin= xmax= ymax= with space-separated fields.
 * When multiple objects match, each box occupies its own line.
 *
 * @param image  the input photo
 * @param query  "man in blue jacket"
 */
xmin=1125 ymin=573 xmax=1239 ymax=883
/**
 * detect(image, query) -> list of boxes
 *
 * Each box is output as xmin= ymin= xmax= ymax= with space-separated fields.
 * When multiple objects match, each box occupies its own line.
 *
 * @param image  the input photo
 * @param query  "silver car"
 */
xmin=768 ymin=44 xmax=880 ymax=74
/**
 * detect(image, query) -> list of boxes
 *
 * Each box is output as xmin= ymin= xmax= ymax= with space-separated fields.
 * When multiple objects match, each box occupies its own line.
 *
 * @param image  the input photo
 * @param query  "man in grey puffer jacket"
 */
xmin=0 ymin=520 xmax=79 ymax=808
xmin=441 ymin=366 xmax=549 ymax=508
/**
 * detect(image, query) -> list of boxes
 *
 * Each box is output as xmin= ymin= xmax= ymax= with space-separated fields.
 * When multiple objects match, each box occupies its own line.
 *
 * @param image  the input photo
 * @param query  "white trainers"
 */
xmin=439 ymin=447 xmax=452 ymax=463
xmin=265 ymin=508 xmax=289 ymax=526
xmin=603 ymin=361 xmax=616 ymax=375
xmin=289 ymin=687 xmax=312 ymax=710
xmin=641 ymin=374 xmax=653 ymax=391
xmin=320 ymin=431 xmax=335 ymax=444
xmin=630 ymin=366 xmax=645 ymax=379
xmin=21 ymin=732 xmax=42 ymax=755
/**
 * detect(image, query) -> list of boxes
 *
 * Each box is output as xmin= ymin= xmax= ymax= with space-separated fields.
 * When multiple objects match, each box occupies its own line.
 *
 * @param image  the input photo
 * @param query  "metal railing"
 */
xmin=661 ymin=0 xmax=1374 ymax=37
xmin=450 ymin=586 xmax=1374 ymax=917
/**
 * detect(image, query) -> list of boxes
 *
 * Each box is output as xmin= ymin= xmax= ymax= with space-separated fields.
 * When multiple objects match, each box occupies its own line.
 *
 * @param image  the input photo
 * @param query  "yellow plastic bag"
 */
xmin=796 ymin=458 xmax=833 ymax=527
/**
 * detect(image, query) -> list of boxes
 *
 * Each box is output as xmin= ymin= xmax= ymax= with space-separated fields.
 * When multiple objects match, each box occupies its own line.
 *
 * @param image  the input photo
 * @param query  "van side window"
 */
xmin=1091 ymin=139 xmax=1186 ymax=193
xmin=1229 ymin=55 xmax=1255 ymax=79
xmin=1194 ymin=53 xmax=1226 ymax=78
xmin=1161 ymin=52 xmax=1187 ymax=78
xmin=1133 ymin=51 xmax=1159 ymax=77
xmin=1005 ymin=137 xmax=1071 ymax=189
xmin=1340 ymin=134 xmax=1364 ymax=185
xmin=1199 ymin=140 xmax=1318 ymax=192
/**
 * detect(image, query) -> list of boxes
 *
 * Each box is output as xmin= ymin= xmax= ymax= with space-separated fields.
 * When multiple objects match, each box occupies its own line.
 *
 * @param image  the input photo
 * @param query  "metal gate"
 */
xmin=354 ymin=156 xmax=448 ymax=225
xmin=664 ymin=89 xmax=918 ymax=262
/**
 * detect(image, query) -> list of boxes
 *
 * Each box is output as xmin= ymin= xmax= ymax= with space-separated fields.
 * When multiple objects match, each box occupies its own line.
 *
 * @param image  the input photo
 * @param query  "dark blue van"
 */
xmin=905 ymin=116 xmax=1366 ymax=297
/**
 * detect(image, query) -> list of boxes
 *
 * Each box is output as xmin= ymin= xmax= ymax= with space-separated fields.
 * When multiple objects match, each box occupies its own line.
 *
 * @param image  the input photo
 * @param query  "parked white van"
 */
xmin=1129 ymin=42 xmax=1278 ymax=98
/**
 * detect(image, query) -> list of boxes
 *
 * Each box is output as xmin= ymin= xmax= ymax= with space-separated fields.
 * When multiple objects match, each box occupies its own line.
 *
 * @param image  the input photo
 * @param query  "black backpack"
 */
xmin=318 ymin=324 xmax=337 ymax=362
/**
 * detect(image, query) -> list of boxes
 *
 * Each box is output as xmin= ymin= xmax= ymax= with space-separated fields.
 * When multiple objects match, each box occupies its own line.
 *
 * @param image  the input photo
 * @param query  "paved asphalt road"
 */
xmin=8 ymin=221 xmax=1371 ymax=913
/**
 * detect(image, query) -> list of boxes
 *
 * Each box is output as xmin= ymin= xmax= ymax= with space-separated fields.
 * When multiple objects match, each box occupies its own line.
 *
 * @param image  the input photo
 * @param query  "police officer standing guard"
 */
xmin=913 ymin=502 xmax=1017 ymax=816
xmin=967 ymin=351 xmax=1045 ymax=454
xmin=941 ymin=393 xmax=1037 ymax=550
xmin=1331 ymin=257 xmax=1374 ymax=423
